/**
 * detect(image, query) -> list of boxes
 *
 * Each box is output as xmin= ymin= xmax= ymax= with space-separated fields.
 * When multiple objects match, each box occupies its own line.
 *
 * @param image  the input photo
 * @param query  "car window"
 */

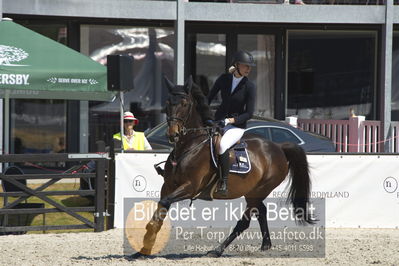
xmin=245 ymin=127 xmax=271 ymax=140
xmin=270 ymin=128 xmax=301 ymax=144
xmin=146 ymin=123 xmax=167 ymax=139
xmin=145 ymin=123 xmax=170 ymax=147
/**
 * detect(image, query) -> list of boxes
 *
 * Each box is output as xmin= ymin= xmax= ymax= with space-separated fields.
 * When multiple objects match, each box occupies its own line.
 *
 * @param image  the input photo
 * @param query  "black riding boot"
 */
xmin=216 ymin=150 xmax=230 ymax=196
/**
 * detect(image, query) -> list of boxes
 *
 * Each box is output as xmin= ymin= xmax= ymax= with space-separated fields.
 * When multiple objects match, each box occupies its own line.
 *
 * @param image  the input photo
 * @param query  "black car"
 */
xmin=145 ymin=119 xmax=336 ymax=152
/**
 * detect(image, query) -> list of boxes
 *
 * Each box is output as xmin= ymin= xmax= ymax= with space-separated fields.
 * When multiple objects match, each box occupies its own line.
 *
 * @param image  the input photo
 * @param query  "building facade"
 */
xmin=1 ymin=0 xmax=398 ymax=154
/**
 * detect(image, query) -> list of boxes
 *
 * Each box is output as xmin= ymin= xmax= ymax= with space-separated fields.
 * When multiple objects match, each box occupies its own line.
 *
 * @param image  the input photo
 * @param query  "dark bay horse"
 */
xmin=133 ymin=77 xmax=313 ymax=258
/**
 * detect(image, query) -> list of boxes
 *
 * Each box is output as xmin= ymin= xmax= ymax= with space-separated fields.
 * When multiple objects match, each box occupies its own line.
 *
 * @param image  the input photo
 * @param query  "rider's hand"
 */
xmin=218 ymin=119 xmax=227 ymax=128
xmin=222 ymin=118 xmax=235 ymax=126
xmin=204 ymin=120 xmax=216 ymax=127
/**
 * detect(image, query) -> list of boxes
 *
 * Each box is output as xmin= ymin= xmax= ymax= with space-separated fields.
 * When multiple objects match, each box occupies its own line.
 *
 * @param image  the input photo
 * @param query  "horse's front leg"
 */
xmin=139 ymin=202 xmax=169 ymax=255
xmin=132 ymin=182 xmax=194 ymax=258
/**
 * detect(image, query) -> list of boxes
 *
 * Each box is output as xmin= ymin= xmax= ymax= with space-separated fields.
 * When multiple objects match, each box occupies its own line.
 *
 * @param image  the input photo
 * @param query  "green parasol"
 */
xmin=0 ymin=19 xmax=113 ymax=101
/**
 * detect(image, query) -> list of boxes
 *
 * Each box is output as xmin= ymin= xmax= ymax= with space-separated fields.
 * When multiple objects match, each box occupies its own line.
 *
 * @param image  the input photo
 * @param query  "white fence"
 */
xmin=293 ymin=116 xmax=399 ymax=153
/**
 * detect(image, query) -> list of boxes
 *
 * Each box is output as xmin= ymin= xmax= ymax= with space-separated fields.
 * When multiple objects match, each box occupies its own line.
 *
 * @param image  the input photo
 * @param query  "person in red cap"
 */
xmin=113 ymin=111 xmax=152 ymax=150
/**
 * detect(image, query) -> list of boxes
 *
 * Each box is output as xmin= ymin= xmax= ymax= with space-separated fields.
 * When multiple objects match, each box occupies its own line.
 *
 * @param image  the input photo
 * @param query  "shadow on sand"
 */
xmin=71 ymin=252 xmax=233 ymax=262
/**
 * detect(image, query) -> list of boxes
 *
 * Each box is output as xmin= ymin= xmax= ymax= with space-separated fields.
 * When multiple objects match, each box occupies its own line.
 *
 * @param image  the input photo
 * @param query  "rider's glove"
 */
xmin=217 ymin=119 xmax=226 ymax=128
xmin=219 ymin=118 xmax=231 ymax=127
xmin=204 ymin=120 xmax=216 ymax=127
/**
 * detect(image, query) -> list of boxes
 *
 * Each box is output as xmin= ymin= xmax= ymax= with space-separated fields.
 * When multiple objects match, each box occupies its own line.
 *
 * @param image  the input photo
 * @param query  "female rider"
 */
xmin=208 ymin=50 xmax=256 ymax=196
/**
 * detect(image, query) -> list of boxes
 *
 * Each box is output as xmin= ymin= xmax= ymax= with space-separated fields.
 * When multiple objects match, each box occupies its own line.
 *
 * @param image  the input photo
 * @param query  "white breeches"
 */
xmin=218 ymin=125 xmax=245 ymax=154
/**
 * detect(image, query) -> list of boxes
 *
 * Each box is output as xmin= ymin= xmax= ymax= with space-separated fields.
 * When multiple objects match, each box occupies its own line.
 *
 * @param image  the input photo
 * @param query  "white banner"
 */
xmin=272 ymin=155 xmax=399 ymax=228
xmin=114 ymin=152 xmax=168 ymax=228
xmin=115 ymin=153 xmax=399 ymax=228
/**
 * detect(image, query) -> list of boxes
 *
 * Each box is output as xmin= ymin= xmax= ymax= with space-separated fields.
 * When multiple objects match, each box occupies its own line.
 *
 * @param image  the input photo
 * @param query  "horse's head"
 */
xmin=164 ymin=76 xmax=193 ymax=143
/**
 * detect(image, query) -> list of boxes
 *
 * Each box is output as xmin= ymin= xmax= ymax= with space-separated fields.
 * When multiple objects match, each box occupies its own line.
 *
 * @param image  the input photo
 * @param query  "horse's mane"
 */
xmin=167 ymin=78 xmax=213 ymax=122
xmin=191 ymin=82 xmax=213 ymax=122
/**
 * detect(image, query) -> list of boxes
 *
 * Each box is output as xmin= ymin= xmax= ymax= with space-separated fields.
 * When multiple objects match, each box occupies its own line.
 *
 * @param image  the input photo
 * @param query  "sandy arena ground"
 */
xmin=0 ymin=228 xmax=398 ymax=265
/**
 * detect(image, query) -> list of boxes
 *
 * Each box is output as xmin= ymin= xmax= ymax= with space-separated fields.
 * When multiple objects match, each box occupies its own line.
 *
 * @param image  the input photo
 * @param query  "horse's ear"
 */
xmin=164 ymin=75 xmax=175 ymax=93
xmin=184 ymin=75 xmax=193 ymax=94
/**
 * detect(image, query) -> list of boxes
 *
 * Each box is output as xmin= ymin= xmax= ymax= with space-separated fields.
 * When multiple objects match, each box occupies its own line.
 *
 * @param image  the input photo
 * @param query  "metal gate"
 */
xmin=0 ymin=152 xmax=108 ymax=233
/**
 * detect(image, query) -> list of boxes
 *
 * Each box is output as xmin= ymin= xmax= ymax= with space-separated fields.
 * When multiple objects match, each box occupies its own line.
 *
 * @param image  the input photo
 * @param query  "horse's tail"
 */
xmin=280 ymin=142 xmax=314 ymax=225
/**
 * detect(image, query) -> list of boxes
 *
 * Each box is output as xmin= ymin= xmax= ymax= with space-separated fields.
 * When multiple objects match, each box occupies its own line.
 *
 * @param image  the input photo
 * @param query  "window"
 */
xmin=145 ymin=123 xmax=169 ymax=147
xmin=191 ymin=33 xmax=226 ymax=106
xmin=245 ymin=127 xmax=271 ymax=140
xmin=270 ymin=127 xmax=301 ymax=144
xmin=287 ymin=30 xmax=377 ymax=119
xmin=238 ymin=34 xmax=275 ymax=118
xmin=10 ymin=99 xmax=67 ymax=155
xmin=80 ymin=25 xmax=175 ymax=151
xmin=392 ymin=31 xmax=399 ymax=121
xmin=15 ymin=21 xmax=67 ymax=45
xmin=193 ymin=33 xmax=226 ymax=104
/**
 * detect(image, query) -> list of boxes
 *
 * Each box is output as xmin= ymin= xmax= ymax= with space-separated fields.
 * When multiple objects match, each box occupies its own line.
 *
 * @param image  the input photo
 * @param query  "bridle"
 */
xmin=166 ymin=92 xmax=194 ymax=138
xmin=165 ymin=91 xmax=220 ymax=171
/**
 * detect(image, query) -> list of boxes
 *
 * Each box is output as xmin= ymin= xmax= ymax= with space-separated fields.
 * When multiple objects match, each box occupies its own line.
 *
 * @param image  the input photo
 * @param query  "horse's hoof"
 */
xmin=261 ymin=242 xmax=272 ymax=251
xmin=206 ymin=249 xmax=222 ymax=257
xmin=130 ymin=252 xmax=147 ymax=259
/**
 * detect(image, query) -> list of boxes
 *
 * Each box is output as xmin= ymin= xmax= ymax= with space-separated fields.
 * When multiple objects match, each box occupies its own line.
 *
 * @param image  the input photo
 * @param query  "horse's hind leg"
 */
xmin=206 ymin=199 xmax=260 ymax=258
xmin=256 ymin=201 xmax=272 ymax=250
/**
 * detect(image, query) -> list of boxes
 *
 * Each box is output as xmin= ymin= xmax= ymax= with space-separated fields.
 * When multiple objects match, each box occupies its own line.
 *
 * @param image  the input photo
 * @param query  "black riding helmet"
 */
xmin=231 ymin=50 xmax=256 ymax=67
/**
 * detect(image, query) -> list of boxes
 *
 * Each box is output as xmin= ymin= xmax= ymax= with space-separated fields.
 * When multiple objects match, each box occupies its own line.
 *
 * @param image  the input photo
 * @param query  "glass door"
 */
xmin=189 ymin=31 xmax=276 ymax=118
xmin=194 ymin=33 xmax=226 ymax=100
xmin=238 ymin=34 xmax=276 ymax=118
xmin=392 ymin=31 xmax=399 ymax=121
xmin=287 ymin=30 xmax=377 ymax=119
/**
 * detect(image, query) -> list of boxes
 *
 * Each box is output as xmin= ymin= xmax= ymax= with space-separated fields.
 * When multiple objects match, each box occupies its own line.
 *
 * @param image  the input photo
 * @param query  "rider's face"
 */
xmin=237 ymin=63 xmax=251 ymax=77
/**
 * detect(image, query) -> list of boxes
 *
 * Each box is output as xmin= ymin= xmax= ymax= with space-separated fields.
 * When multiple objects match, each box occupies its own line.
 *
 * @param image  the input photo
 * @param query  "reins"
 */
xmin=170 ymin=126 xmax=219 ymax=170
